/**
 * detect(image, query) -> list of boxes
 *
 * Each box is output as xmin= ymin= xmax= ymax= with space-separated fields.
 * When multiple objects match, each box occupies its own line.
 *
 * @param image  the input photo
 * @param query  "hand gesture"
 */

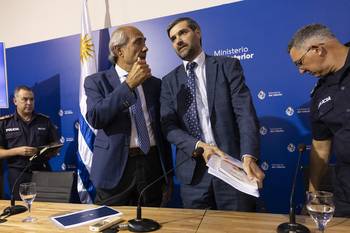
xmin=125 ymin=57 xmax=151 ymax=89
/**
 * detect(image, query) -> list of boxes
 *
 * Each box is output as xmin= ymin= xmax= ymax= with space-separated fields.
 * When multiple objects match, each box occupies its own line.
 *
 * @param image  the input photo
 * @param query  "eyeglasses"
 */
xmin=294 ymin=47 xmax=312 ymax=68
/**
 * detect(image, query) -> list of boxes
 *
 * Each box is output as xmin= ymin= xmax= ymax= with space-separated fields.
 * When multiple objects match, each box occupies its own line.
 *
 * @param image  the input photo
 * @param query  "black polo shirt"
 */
xmin=0 ymin=111 xmax=59 ymax=169
xmin=310 ymin=49 xmax=350 ymax=164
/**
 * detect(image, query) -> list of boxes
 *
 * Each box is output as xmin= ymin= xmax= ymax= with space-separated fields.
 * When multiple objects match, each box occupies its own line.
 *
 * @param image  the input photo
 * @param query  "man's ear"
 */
xmin=112 ymin=46 xmax=122 ymax=58
xmin=195 ymin=28 xmax=201 ymax=38
xmin=315 ymin=45 xmax=327 ymax=57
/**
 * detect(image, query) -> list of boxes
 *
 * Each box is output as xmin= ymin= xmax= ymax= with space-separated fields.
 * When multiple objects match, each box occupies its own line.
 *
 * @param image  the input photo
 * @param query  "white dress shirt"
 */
xmin=115 ymin=65 xmax=156 ymax=148
xmin=183 ymin=51 xmax=217 ymax=146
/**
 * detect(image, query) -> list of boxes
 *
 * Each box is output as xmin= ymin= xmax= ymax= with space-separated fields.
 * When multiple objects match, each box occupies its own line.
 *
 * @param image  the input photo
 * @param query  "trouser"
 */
xmin=94 ymin=147 xmax=163 ymax=206
xmin=180 ymin=161 xmax=257 ymax=211
xmin=333 ymin=164 xmax=350 ymax=217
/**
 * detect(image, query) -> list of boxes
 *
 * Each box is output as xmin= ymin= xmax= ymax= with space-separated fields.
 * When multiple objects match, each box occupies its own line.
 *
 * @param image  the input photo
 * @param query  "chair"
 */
xmin=31 ymin=171 xmax=76 ymax=203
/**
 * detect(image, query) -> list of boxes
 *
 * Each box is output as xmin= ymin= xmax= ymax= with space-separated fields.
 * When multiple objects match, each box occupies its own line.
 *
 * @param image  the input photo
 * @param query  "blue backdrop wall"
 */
xmin=1 ymin=0 xmax=350 ymax=213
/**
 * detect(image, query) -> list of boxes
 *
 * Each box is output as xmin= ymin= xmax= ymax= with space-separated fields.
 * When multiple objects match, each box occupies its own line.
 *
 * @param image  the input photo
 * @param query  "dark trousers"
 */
xmin=333 ymin=164 xmax=350 ymax=217
xmin=180 ymin=161 xmax=257 ymax=211
xmin=94 ymin=147 xmax=163 ymax=207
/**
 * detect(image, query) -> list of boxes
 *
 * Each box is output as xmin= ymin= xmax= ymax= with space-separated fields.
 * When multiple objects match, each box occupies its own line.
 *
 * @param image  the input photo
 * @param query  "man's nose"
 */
xmin=142 ymin=44 xmax=148 ymax=52
xmin=298 ymin=68 xmax=306 ymax=74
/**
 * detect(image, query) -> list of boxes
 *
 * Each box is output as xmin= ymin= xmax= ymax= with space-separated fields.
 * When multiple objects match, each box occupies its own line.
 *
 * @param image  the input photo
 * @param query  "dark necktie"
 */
xmin=130 ymin=88 xmax=151 ymax=154
xmin=185 ymin=62 xmax=202 ymax=140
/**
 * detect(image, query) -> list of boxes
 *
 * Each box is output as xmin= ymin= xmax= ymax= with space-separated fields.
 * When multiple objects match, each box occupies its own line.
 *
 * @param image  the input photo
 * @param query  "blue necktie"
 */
xmin=131 ymin=88 xmax=151 ymax=154
xmin=185 ymin=62 xmax=202 ymax=140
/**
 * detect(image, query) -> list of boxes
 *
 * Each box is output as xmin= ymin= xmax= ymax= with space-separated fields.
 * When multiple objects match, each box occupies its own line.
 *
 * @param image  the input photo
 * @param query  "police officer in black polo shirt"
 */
xmin=0 ymin=86 xmax=59 ymax=199
xmin=288 ymin=24 xmax=350 ymax=216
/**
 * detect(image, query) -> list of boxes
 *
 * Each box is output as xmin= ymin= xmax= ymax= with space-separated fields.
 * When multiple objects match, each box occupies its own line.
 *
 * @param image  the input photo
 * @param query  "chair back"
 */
xmin=31 ymin=171 xmax=75 ymax=203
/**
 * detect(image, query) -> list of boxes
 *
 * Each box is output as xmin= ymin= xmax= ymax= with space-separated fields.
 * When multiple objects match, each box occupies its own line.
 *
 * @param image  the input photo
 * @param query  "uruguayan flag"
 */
xmin=77 ymin=0 xmax=97 ymax=203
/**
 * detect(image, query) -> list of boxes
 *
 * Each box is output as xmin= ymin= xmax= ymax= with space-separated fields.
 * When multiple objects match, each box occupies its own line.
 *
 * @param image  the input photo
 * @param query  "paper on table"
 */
xmin=207 ymin=155 xmax=259 ymax=197
xmin=51 ymin=206 xmax=122 ymax=229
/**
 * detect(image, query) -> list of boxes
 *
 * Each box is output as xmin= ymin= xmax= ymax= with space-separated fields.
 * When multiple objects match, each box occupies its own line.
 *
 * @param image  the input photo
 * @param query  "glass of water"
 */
xmin=19 ymin=182 xmax=37 ymax=223
xmin=306 ymin=191 xmax=335 ymax=233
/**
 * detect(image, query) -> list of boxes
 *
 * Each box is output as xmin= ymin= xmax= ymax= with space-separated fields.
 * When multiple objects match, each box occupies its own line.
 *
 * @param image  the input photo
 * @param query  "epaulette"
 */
xmin=310 ymin=80 xmax=322 ymax=97
xmin=37 ymin=113 xmax=50 ymax=119
xmin=0 ymin=114 xmax=14 ymax=121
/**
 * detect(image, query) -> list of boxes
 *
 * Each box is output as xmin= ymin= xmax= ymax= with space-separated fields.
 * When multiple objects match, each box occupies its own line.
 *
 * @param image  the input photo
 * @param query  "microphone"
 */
xmin=1 ymin=155 xmax=36 ymax=218
xmin=277 ymin=144 xmax=310 ymax=233
xmin=128 ymin=147 xmax=204 ymax=232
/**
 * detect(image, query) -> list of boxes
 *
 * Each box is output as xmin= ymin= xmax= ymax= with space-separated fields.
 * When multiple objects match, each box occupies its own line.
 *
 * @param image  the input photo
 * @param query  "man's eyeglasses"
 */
xmin=294 ymin=47 xmax=312 ymax=68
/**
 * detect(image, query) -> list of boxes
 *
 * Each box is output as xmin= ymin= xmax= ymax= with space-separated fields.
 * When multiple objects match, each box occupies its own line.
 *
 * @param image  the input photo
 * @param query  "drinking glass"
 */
xmin=306 ymin=191 xmax=335 ymax=233
xmin=19 ymin=182 xmax=37 ymax=222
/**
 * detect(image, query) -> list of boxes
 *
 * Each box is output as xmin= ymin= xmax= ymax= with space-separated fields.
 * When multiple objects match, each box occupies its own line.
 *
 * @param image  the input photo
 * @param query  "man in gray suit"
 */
xmin=160 ymin=17 xmax=265 ymax=210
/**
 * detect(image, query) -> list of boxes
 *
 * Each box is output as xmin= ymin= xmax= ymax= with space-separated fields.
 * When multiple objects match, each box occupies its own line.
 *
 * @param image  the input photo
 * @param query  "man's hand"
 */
xmin=242 ymin=156 xmax=265 ymax=188
xmin=196 ymin=141 xmax=227 ymax=162
xmin=14 ymin=146 xmax=38 ymax=157
xmin=125 ymin=58 xmax=151 ymax=89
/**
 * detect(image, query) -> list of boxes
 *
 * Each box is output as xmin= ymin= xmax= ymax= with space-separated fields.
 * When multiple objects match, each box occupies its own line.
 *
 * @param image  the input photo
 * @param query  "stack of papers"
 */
xmin=207 ymin=155 xmax=259 ymax=197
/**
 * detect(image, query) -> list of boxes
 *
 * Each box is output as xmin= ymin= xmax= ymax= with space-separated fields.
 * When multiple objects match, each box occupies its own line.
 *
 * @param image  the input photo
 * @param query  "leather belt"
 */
xmin=128 ymin=146 xmax=157 ymax=157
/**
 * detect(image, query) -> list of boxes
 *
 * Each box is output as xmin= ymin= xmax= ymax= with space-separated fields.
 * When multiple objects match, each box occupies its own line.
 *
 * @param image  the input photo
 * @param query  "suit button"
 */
xmin=341 ymin=86 xmax=345 ymax=90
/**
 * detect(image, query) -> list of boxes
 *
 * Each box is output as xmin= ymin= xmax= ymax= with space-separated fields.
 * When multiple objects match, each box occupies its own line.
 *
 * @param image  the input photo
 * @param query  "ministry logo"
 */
xmin=60 ymin=136 xmax=65 ymax=144
xmin=287 ymin=143 xmax=296 ymax=152
xmin=261 ymin=161 xmax=269 ymax=171
xmin=58 ymin=109 xmax=64 ymax=117
xmin=259 ymin=126 xmax=268 ymax=136
xmin=258 ymin=90 xmax=266 ymax=100
xmin=285 ymin=107 xmax=294 ymax=116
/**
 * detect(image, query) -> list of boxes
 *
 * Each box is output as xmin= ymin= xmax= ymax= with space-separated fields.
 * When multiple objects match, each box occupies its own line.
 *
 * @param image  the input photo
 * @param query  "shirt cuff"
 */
xmin=241 ymin=154 xmax=257 ymax=161
xmin=195 ymin=140 xmax=201 ymax=150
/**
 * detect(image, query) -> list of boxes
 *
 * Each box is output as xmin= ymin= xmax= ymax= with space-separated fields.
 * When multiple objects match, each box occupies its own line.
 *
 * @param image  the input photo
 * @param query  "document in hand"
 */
xmin=51 ymin=206 xmax=122 ymax=228
xmin=206 ymin=155 xmax=259 ymax=197
xmin=37 ymin=143 xmax=63 ymax=158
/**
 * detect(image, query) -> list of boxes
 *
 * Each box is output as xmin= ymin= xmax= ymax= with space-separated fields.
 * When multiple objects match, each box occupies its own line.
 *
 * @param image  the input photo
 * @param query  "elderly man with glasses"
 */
xmin=288 ymin=24 xmax=350 ymax=217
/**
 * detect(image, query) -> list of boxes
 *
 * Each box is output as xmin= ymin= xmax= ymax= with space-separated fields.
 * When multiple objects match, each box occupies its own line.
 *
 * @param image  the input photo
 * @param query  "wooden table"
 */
xmin=0 ymin=200 xmax=349 ymax=232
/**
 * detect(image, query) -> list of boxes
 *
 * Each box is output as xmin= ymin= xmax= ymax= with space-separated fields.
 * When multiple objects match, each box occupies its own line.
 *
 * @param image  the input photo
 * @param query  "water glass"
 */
xmin=19 ymin=182 xmax=37 ymax=223
xmin=306 ymin=191 xmax=334 ymax=233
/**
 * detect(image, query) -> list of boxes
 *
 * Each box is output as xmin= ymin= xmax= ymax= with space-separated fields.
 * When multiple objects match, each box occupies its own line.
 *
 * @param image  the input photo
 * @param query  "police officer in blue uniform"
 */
xmin=288 ymin=24 xmax=350 ymax=216
xmin=0 ymin=86 xmax=59 ymax=199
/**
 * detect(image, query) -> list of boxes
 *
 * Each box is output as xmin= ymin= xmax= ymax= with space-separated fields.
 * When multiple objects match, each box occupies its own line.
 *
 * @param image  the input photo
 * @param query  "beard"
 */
xmin=176 ymin=45 xmax=197 ymax=61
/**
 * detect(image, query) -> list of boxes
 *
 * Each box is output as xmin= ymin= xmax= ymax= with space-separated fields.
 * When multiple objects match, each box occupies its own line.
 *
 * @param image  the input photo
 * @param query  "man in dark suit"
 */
xmin=84 ymin=26 xmax=172 ymax=206
xmin=160 ymin=17 xmax=265 ymax=210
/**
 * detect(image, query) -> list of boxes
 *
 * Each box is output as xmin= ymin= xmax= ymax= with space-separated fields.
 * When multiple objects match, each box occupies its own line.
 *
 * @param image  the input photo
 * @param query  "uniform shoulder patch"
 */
xmin=37 ymin=113 xmax=50 ymax=119
xmin=0 ymin=114 xmax=14 ymax=121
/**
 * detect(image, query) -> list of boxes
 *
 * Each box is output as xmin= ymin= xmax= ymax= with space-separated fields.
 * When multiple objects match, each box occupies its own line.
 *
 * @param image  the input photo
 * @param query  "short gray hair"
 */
xmin=14 ymin=85 xmax=33 ymax=97
xmin=288 ymin=24 xmax=335 ymax=52
xmin=108 ymin=27 xmax=129 ymax=64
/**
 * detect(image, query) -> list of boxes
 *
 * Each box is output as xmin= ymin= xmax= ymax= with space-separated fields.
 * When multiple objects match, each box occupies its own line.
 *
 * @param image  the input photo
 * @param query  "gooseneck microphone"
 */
xmin=128 ymin=147 xmax=204 ymax=232
xmin=277 ymin=144 xmax=310 ymax=233
xmin=1 ymin=154 xmax=37 ymax=219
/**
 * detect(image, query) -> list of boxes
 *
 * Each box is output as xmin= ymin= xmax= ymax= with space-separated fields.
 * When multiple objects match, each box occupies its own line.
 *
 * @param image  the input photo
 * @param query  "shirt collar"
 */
xmin=183 ymin=50 xmax=205 ymax=71
xmin=114 ymin=63 xmax=128 ymax=78
xmin=14 ymin=110 xmax=36 ymax=122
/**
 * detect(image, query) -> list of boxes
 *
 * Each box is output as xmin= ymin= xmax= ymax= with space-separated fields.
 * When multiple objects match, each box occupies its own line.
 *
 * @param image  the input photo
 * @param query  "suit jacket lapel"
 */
xmin=105 ymin=66 xmax=121 ymax=90
xmin=205 ymin=56 xmax=217 ymax=116
xmin=177 ymin=65 xmax=187 ymax=89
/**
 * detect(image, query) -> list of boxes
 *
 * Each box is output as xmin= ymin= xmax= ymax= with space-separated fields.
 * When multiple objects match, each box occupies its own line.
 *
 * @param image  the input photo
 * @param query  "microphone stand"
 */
xmin=128 ymin=147 xmax=204 ymax=232
xmin=1 ymin=154 xmax=37 ymax=219
xmin=277 ymin=144 xmax=310 ymax=233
